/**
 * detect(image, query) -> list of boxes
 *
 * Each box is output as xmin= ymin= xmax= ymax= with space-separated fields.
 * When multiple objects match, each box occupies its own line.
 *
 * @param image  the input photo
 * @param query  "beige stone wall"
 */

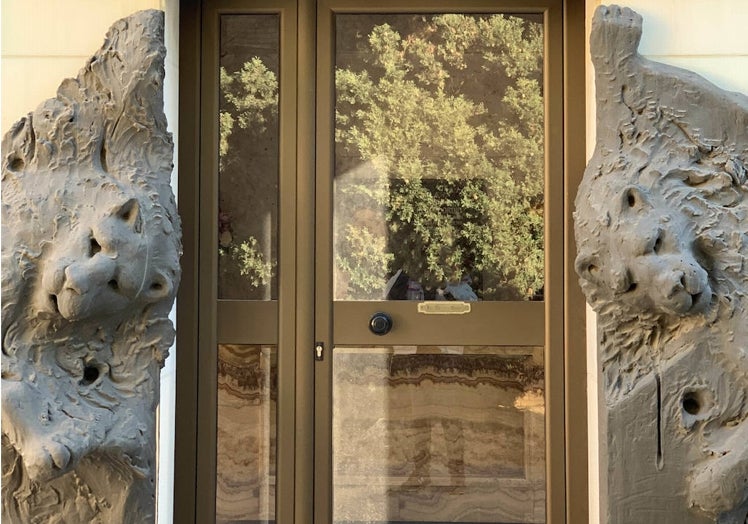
xmin=585 ymin=2 xmax=748 ymax=522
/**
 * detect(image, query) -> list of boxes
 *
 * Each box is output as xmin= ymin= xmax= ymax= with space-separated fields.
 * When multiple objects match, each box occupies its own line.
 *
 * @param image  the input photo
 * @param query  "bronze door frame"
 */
xmin=175 ymin=0 xmax=588 ymax=522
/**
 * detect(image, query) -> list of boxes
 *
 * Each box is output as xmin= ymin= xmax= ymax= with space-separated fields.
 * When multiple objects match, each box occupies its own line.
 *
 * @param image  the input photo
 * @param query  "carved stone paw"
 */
xmin=2 ymin=381 xmax=81 ymax=482
xmin=689 ymin=422 xmax=748 ymax=522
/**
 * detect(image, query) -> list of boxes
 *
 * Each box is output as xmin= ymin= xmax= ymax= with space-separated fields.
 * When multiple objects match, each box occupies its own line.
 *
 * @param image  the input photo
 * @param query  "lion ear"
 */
xmin=620 ymin=185 xmax=651 ymax=213
xmin=113 ymin=198 xmax=143 ymax=233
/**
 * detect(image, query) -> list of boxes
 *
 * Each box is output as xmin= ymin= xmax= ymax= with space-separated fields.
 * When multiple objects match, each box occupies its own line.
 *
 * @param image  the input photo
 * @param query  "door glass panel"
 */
xmin=218 ymin=14 xmax=280 ymax=300
xmin=216 ymin=344 xmax=277 ymax=523
xmin=332 ymin=346 xmax=545 ymax=523
xmin=333 ymin=13 xmax=545 ymax=302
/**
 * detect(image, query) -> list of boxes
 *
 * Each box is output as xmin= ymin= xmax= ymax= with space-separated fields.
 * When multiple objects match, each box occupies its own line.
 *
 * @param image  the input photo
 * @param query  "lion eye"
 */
xmin=89 ymin=236 xmax=102 ymax=257
xmin=653 ymin=233 xmax=663 ymax=254
xmin=626 ymin=191 xmax=637 ymax=207
xmin=647 ymin=228 xmax=665 ymax=255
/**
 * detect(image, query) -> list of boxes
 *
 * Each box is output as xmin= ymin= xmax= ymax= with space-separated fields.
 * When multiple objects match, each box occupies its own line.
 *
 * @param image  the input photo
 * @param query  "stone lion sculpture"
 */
xmin=575 ymin=6 xmax=748 ymax=524
xmin=1 ymin=10 xmax=180 ymax=522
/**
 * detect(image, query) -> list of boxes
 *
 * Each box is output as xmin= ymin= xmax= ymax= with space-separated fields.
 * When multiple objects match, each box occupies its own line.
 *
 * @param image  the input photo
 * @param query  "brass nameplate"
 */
xmin=417 ymin=302 xmax=471 ymax=315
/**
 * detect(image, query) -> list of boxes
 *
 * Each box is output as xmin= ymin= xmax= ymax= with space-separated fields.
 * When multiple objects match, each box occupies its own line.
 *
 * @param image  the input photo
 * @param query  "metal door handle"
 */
xmin=369 ymin=312 xmax=393 ymax=335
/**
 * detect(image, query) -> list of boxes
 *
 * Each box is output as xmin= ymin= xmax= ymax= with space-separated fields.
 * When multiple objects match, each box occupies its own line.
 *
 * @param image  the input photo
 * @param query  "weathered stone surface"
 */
xmin=1 ymin=10 xmax=180 ymax=523
xmin=575 ymin=5 xmax=748 ymax=523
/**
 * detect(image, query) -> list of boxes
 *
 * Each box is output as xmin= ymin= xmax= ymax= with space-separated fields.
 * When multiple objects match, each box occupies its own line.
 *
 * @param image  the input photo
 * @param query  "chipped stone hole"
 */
xmin=682 ymin=391 xmax=702 ymax=415
xmin=79 ymin=361 xmax=104 ymax=387
xmin=8 ymin=155 xmax=24 ymax=172
xmin=680 ymin=386 xmax=714 ymax=429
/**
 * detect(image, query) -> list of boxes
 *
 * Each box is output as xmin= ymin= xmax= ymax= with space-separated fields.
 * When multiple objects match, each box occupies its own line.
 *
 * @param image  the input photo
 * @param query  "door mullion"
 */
xmin=295 ymin=0 xmax=317 ymax=522
xmin=277 ymin=1 xmax=300 ymax=523
xmin=196 ymin=3 xmax=220 ymax=522
xmin=314 ymin=1 xmax=335 ymax=522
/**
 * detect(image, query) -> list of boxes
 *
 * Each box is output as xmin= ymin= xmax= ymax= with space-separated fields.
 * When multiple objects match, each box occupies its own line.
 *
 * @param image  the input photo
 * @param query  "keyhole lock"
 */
xmin=369 ymin=312 xmax=393 ymax=336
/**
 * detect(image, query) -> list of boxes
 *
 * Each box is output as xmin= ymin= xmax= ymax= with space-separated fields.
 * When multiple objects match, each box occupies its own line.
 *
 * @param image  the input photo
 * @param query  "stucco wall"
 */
xmin=1 ymin=1 xmax=162 ymax=131
xmin=585 ymin=2 xmax=748 ymax=522
xmin=1 ymin=2 xmax=179 ymax=522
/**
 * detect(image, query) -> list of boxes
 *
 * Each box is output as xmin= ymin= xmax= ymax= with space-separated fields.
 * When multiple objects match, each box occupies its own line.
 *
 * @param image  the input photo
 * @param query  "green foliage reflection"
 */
xmin=219 ymin=59 xmax=279 ymax=291
xmin=335 ymin=14 xmax=545 ymax=300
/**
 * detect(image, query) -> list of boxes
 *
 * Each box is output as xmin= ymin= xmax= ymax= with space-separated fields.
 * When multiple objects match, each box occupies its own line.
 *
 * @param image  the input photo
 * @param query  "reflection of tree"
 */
xmin=336 ymin=224 xmax=395 ymax=299
xmin=219 ymin=236 xmax=276 ymax=288
xmin=219 ymin=59 xmax=278 ymax=291
xmin=220 ymin=58 xmax=278 ymax=161
xmin=336 ymin=15 xmax=544 ymax=300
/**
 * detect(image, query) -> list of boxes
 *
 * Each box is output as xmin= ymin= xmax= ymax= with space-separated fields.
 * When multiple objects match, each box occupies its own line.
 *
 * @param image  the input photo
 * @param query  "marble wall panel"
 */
xmin=216 ymin=344 xmax=277 ymax=524
xmin=332 ymin=346 xmax=545 ymax=523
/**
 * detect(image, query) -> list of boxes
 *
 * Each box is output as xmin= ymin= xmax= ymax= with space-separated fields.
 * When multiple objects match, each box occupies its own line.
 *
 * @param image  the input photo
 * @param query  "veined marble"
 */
xmin=332 ymin=346 xmax=545 ymax=523
xmin=216 ymin=345 xmax=277 ymax=524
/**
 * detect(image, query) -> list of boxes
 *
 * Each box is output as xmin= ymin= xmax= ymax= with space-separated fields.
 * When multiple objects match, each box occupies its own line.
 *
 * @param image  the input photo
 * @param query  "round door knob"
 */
xmin=369 ymin=312 xmax=393 ymax=336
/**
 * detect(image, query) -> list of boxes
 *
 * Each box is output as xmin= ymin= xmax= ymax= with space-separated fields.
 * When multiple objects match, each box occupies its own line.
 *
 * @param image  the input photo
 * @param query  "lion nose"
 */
xmin=63 ymin=264 xmax=89 ymax=294
xmin=662 ymin=270 xmax=686 ymax=299
xmin=63 ymin=257 xmax=117 ymax=294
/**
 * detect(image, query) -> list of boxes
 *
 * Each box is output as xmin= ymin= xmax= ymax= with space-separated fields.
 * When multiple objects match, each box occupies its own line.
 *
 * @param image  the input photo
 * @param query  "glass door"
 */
xmin=190 ymin=1 xmax=570 ymax=522
xmin=198 ymin=1 xmax=298 ymax=523
xmin=314 ymin=1 xmax=565 ymax=523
